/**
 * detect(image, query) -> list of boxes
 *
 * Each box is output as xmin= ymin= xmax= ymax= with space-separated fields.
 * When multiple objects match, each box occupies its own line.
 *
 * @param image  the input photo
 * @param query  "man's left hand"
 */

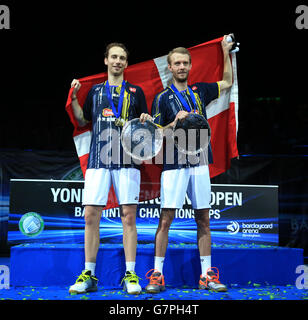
xmin=139 ymin=113 xmax=153 ymax=123
xmin=221 ymin=34 xmax=234 ymax=54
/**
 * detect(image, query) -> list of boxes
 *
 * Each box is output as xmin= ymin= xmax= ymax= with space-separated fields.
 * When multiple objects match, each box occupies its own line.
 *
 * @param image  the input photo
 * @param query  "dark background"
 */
xmin=0 ymin=2 xmax=307 ymax=256
xmin=0 ymin=1 xmax=307 ymax=154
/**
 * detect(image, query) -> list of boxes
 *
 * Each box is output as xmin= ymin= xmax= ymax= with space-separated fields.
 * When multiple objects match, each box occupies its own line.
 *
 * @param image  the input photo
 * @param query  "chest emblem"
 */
xmin=102 ymin=108 xmax=114 ymax=117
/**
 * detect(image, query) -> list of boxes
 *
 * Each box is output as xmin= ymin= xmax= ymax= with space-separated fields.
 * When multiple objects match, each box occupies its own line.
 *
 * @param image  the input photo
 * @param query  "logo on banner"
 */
xmin=227 ymin=221 xmax=240 ymax=235
xmin=227 ymin=220 xmax=274 ymax=238
xmin=19 ymin=212 xmax=44 ymax=237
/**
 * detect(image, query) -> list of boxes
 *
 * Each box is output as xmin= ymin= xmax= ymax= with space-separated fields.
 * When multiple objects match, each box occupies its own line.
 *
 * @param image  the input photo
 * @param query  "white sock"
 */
xmin=154 ymin=256 xmax=165 ymax=274
xmin=200 ymin=256 xmax=211 ymax=277
xmin=126 ymin=261 xmax=136 ymax=273
xmin=85 ymin=262 xmax=96 ymax=276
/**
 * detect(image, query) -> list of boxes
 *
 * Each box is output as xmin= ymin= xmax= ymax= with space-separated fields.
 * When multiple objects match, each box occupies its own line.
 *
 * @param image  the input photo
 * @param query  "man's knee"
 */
xmin=159 ymin=219 xmax=172 ymax=232
xmin=158 ymin=209 xmax=175 ymax=232
xmin=121 ymin=206 xmax=137 ymax=228
xmin=195 ymin=210 xmax=210 ymax=232
xmin=84 ymin=206 xmax=102 ymax=226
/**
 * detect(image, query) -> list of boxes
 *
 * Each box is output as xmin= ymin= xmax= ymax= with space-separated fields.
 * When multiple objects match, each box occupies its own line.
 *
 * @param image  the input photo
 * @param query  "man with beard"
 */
xmin=69 ymin=43 xmax=151 ymax=295
xmin=145 ymin=36 xmax=234 ymax=293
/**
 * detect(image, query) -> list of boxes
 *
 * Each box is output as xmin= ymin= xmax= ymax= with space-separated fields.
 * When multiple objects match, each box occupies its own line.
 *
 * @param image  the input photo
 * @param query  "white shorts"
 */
xmin=160 ymin=165 xmax=211 ymax=210
xmin=83 ymin=168 xmax=141 ymax=206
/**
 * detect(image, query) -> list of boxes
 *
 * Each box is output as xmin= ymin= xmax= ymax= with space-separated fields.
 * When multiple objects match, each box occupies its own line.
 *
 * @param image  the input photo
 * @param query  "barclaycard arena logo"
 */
xmin=19 ymin=212 xmax=44 ymax=237
xmin=227 ymin=221 xmax=274 ymax=237
xmin=227 ymin=221 xmax=240 ymax=235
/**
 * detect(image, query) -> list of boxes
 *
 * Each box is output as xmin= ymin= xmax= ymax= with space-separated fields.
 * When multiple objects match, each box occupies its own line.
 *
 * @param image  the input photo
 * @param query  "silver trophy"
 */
xmin=121 ymin=119 xmax=163 ymax=161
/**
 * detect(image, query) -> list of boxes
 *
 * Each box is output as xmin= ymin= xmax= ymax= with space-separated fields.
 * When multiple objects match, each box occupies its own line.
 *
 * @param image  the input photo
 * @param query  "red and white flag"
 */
xmin=65 ymin=37 xmax=239 ymax=209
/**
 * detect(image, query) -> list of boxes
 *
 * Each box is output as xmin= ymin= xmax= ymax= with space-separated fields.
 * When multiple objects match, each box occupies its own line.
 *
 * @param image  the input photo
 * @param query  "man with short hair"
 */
xmin=69 ymin=43 xmax=151 ymax=295
xmin=145 ymin=36 xmax=234 ymax=293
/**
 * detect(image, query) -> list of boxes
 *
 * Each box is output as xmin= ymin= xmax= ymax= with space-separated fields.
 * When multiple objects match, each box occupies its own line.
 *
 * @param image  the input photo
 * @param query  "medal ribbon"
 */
xmin=105 ymin=80 xmax=126 ymax=118
xmin=171 ymin=84 xmax=197 ymax=113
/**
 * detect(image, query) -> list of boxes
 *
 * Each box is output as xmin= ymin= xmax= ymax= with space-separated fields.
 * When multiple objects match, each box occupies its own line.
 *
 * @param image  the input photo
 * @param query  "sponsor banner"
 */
xmin=8 ymin=180 xmax=278 ymax=246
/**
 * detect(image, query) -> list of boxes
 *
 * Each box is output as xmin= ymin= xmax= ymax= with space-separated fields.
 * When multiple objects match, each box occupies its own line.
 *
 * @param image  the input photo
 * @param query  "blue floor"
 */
xmin=0 ymin=283 xmax=307 ymax=300
xmin=1 ymin=255 xmax=308 ymax=301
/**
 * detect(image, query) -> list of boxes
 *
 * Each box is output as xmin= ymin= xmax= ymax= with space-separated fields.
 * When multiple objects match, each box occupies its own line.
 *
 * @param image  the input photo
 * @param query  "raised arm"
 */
xmin=217 ymin=35 xmax=234 ymax=92
xmin=70 ymin=79 xmax=89 ymax=127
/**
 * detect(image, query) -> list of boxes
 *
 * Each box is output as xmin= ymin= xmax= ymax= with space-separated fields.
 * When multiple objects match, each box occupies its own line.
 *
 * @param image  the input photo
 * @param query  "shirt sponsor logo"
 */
xmin=103 ymin=108 xmax=114 ymax=117
xmin=129 ymin=87 xmax=136 ymax=93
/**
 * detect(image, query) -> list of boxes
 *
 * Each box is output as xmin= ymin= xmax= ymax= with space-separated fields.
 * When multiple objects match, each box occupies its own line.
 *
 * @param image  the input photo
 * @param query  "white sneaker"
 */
xmin=121 ymin=271 xmax=142 ymax=295
xmin=69 ymin=270 xmax=98 ymax=294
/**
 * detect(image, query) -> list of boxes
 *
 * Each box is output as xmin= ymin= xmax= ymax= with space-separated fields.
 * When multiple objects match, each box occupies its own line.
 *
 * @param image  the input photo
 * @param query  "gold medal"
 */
xmin=115 ymin=118 xmax=125 ymax=127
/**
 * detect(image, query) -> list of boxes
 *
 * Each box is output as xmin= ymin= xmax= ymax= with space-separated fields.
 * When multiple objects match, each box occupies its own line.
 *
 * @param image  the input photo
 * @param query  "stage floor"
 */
xmin=0 ymin=282 xmax=307 ymax=301
xmin=1 ymin=254 xmax=307 ymax=302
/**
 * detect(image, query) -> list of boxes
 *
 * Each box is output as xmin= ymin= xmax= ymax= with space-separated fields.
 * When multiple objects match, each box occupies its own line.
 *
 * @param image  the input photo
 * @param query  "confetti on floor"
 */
xmin=0 ymin=283 xmax=307 ymax=300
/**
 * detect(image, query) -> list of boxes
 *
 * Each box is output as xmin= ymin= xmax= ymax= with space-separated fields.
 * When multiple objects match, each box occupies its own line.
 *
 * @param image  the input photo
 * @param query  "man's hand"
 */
xmin=175 ymin=110 xmax=189 ymax=122
xmin=71 ymin=79 xmax=81 ymax=98
xmin=221 ymin=34 xmax=234 ymax=54
xmin=70 ymin=79 xmax=89 ymax=127
xmin=139 ymin=113 xmax=153 ymax=123
xmin=171 ymin=110 xmax=189 ymax=128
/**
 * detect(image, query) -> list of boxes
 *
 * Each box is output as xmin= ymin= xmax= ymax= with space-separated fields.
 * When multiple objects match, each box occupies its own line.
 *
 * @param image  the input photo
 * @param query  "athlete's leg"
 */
xmin=112 ymin=168 xmax=140 ymax=267
xmin=189 ymin=166 xmax=227 ymax=292
xmin=195 ymin=208 xmax=227 ymax=292
xmin=83 ymin=168 xmax=111 ymax=266
xmin=84 ymin=205 xmax=104 ymax=264
xmin=120 ymin=204 xmax=142 ymax=294
xmin=194 ymin=209 xmax=211 ymax=257
xmin=188 ymin=166 xmax=211 ymax=276
xmin=156 ymin=168 xmax=189 ymax=259
xmin=145 ymin=208 xmax=175 ymax=293
xmin=69 ymin=204 xmax=102 ymax=294
xmin=120 ymin=204 xmax=138 ymax=265
xmin=146 ymin=168 xmax=189 ymax=293
xmin=113 ymin=168 xmax=142 ymax=294
xmin=154 ymin=209 xmax=176 ymax=259
xmin=69 ymin=168 xmax=111 ymax=294
xmin=187 ymin=165 xmax=212 ymax=273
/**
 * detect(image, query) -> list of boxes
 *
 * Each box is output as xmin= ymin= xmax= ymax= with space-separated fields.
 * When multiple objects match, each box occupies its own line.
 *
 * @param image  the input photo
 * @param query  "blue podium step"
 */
xmin=10 ymin=243 xmax=303 ymax=288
